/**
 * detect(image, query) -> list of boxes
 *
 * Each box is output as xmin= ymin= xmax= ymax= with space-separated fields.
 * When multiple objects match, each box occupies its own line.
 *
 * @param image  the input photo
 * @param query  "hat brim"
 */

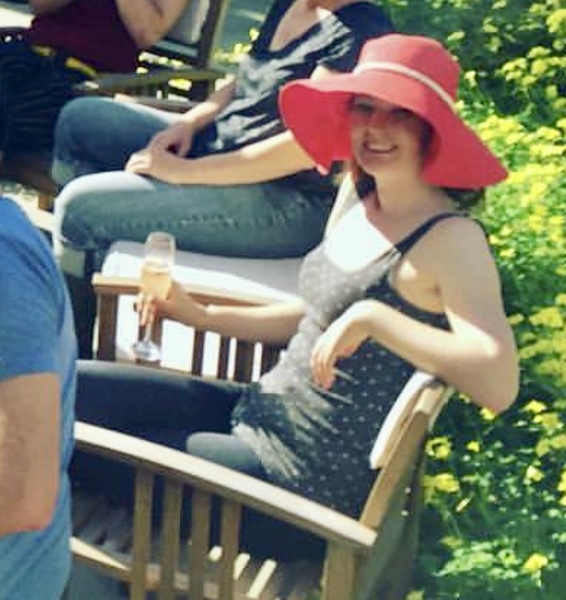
xmin=279 ymin=70 xmax=507 ymax=189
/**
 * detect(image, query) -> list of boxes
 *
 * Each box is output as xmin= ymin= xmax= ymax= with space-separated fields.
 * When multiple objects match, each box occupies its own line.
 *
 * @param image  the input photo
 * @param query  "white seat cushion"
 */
xmin=103 ymin=241 xmax=302 ymax=302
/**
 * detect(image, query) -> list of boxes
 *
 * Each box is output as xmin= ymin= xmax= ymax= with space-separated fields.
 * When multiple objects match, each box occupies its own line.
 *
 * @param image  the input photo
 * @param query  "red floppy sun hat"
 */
xmin=279 ymin=34 xmax=507 ymax=189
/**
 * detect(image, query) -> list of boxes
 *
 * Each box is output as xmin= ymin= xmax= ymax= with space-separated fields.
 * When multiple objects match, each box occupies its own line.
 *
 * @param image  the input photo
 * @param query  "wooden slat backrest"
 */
xmin=353 ymin=378 xmax=453 ymax=600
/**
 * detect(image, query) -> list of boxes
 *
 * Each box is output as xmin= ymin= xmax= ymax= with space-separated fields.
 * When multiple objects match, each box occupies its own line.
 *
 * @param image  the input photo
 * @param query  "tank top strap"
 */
xmin=396 ymin=213 xmax=461 ymax=256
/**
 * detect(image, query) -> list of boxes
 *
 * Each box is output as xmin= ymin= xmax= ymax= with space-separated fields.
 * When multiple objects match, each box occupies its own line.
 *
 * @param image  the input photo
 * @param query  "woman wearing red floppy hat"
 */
xmin=280 ymin=33 xmax=508 ymax=189
xmin=278 ymin=33 xmax=518 ymax=410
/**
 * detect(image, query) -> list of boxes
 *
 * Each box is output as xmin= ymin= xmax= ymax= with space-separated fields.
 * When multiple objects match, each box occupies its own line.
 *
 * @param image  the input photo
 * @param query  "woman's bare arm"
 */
xmin=151 ymin=282 xmax=305 ymax=346
xmin=116 ymin=0 xmax=190 ymax=49
xmin=311 ymin=219 xmax=519 ymax=413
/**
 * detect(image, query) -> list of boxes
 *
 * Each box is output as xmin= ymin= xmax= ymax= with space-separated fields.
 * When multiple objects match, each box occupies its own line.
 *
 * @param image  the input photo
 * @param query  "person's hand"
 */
xmin=310 ymin=300 xmax=376 ymax=389
xmin=148 ymin=120 xmax=195 ymax=156
xmin=137 ymin=280 xmax=207 ymax=328
xmin=125 ymin=145 xmax=189 ymax=183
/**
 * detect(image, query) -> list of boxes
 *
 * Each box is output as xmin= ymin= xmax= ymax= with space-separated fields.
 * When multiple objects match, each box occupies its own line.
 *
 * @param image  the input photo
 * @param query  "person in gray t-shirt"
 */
xmin=50 ymin=0 xmax=394 ymax=358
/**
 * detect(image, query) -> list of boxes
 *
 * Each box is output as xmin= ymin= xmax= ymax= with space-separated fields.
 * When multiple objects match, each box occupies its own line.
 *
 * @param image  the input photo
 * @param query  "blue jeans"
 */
xmin=52 ymin=97 xmax=333 ymax=267
xmin=72 ymin=361 xmax=324 ymax=559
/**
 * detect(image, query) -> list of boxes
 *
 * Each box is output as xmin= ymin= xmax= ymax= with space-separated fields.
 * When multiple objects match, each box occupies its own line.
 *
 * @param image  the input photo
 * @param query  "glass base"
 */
xmin=132 ymin=339 xmax=161 ymax=363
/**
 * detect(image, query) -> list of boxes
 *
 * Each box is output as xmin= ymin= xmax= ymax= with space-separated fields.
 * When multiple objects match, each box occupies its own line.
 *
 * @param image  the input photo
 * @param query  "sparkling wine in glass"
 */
xmin=132 ymin=231 xmax=176 ymax=362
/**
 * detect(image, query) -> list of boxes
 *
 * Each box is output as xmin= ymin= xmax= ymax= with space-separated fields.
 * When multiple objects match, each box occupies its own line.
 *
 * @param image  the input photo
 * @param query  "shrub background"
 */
xmin=380 ymin=1 xmax=565 ymax=598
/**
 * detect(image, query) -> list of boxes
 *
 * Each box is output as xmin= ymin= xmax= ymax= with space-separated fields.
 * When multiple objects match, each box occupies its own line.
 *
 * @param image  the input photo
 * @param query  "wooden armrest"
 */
xmin=74 ymin=421 xmax=376 ymax=551
xmin=76 ymin=67 xmax=224 ymax=96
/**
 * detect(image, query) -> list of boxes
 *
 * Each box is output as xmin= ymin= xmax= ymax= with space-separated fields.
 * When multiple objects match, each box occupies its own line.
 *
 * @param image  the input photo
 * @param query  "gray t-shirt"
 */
xmin=192 ymin=0 xmax=394 ymax=196
xmin=233 ymin=214 xmax=455 ymax=517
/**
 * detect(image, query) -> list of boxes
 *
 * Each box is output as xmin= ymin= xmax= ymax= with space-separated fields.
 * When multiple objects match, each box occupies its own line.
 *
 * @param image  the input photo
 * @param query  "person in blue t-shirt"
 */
xmin=0 ymin=196 xmax=77 ymax=600
xmin=50 ymin=0 xmax=394 ymax=358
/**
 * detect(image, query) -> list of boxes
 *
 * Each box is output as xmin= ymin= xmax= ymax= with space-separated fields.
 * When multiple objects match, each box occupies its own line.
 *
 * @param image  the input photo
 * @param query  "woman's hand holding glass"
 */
xmin=138 ymin=279 xmax=208 ymax=331
xmin=132 ymin=231 xmax=176 ymax=362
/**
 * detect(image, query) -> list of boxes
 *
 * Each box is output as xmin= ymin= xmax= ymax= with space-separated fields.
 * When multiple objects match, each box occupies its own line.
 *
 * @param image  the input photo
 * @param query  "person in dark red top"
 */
xmin=0 ymin=0 xmax=189 ymax=165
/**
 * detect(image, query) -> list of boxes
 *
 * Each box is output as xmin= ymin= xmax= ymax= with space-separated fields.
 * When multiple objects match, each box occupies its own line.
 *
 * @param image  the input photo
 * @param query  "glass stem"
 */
xmin=142 ymin=321 xmax=153 ymax=344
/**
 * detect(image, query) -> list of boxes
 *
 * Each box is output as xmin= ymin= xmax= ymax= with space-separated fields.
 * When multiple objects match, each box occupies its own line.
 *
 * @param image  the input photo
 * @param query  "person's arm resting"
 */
xmin=116 ymin=0 xmax=190 ymax=49
xmin=169 ymin=131 xmax=316 ymax=185
xmin=0 ymin=373 xmax=60 ymax=536
xmin=154 ymin=283 xmax=305 ymax=346
xmin=363 ymin=221 xmax=519 ymax=412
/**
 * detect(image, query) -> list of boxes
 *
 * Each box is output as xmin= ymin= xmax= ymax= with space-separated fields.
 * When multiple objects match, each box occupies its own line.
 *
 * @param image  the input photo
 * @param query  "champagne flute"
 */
xmin=132 ymin=231 xmax=176 ymax=362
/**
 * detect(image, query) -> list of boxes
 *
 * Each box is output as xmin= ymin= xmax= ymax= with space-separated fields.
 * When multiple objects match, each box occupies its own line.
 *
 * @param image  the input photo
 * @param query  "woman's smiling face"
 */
xmin=348 ymin=95 xmax=431 ymax=180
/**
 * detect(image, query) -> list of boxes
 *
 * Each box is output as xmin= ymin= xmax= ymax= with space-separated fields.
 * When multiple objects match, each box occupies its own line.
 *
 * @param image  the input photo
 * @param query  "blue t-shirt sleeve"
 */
xmin=0 ymin=202 xmax=62 ymax=380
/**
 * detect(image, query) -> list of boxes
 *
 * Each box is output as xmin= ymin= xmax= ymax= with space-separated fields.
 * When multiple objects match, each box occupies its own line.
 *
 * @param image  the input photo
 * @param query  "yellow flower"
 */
xmin=423 ymin=473 xmax=461 ymax=501
xmin=524 ymin=465 xmax=544 ymax=483
xmin=466 ymin=441 xmax=481 ymax=453
xmin=499 ymin=247 xmax=516 ymax=259
xmin=530 ymin=306 xmax=564 ymax=329
xmin=523 ymin=400 xmax=547 ymax=414
xmin=427 ymin=436 xmax=452 ymax=460
xmin=533 ymin=411 xmax=560 ymax=431
xmin=535 ymin=438 xmax=551 ymax=457
xmin=508 ymin=313 xmax=525 ymax=326
xmin=522 ymin=553 xmax=549 ymax=574
xmin=433 ymin=473 xmax=461 ymax=494
xmin=550 ymin=434 xmax=566 ymax=450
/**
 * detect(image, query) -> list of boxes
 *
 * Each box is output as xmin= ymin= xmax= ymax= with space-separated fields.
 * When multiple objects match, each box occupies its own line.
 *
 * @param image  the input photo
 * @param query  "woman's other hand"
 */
xmin=310 ymin=300 xmax=375 ymax=389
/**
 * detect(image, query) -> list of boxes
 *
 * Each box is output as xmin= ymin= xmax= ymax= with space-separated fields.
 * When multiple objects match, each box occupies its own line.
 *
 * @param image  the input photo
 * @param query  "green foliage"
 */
xmin=370 ymin=1 xmax=566 ymax=598
xmin=381 ymin=0 xmax=565 ymax=125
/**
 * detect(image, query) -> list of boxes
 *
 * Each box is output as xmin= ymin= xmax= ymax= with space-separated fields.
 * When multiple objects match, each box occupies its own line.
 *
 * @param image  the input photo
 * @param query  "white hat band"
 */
xmin=354 ymin=61 xmax=455 ymax=110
